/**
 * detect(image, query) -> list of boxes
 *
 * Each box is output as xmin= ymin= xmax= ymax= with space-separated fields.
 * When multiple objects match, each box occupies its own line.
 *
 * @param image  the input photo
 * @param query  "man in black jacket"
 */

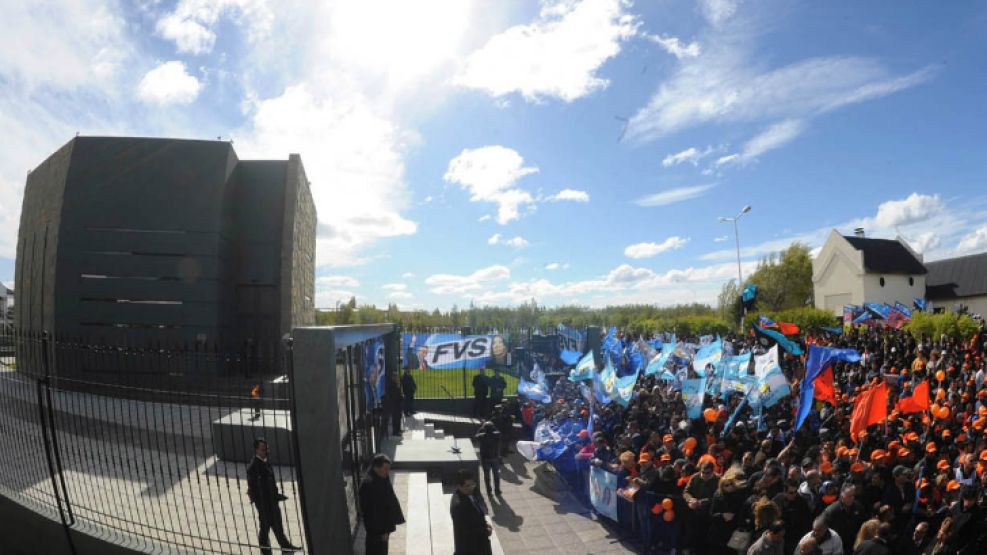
xmin=822 ymin=482 xmax=866 ymax=555
xmin=472 ymin=371 xmax=489 ymax=418
xmin=246 ymin=438 xmax=300 ymax=554
xmin=450 ymin=470 xmax=492 ymax=555
xmin=475 ymin=421 xmax=502 ymax=496
xmin=358 ymin=454 xmax=405 ymax=555
xmin=400 ymin=370 xmax=417 ymax=416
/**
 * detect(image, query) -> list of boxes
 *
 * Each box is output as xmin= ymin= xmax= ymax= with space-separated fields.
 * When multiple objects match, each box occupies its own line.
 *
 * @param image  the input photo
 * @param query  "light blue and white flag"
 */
xmin=518 ymin=377 xmax=551 ymax=404
xmin=681 ymin=377 xmax=707 ymax=420
xmin=693 ymin=338 xmax=723 ymax=377
xmin=645 ymin=349 xmax=672 ymax=376
xmin=569 ymin=351 xmax=597 ymax=381
xmin=754 ymin=346 xmax=790 ymax=408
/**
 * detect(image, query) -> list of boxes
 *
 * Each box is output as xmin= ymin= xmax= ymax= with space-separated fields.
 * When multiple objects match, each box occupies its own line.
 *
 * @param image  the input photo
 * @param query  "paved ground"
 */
xmin=0 ymin=367 xmax=307 ymax=554
xmin=486 ymin=453 xmax=638 ymax=555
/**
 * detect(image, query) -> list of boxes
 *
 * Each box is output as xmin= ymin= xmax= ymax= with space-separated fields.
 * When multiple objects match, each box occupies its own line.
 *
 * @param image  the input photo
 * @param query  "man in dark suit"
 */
xmin=246 ymin=438 xmax=300 ymax=554
xmin=450 ymin=470 xmax=492 ymax=555
xmin=358 ymin=454 xmax=405 ymax=555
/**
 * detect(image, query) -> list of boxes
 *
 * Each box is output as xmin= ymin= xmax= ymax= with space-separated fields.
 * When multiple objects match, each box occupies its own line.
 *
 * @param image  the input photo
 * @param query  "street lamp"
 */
xmin=719 ymin=205 xmax=752 ymax=330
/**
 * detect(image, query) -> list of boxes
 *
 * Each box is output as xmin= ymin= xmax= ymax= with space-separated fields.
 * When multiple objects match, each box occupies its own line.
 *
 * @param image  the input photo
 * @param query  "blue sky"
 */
xmin=2 ymin=0 xmax=986 ymax=310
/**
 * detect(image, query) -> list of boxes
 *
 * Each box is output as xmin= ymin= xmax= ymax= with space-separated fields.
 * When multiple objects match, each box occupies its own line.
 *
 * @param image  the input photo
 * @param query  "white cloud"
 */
xmin=401 ymin=272 xmax=415 ymax=279
xmin=470 ymin=260 xmax=757 ymax=305
xmin=444 ymin=145 xmax=537 ymax=224
xmin=155 ymin=0 xmax=274 ymax=55
xmin=624 ymin=236 xmax=690 ymax=259
xmin=906 ymin=231 xmax=941 ymax=254
xmin=646 ymin=34 xmax=700 ymax=59
xmin=717 ymin=119 xmax=806 ymax=166
xmin=317 ymin=275 xmax=361 ymax=288
xmin=488 ymin=233 xmax=529 ymax=248
xmin=425 ymin=265 xmax=511 ymax=294
xmin=957 ymin=225 xmax=987 ymax=255
xmin=0 ymin=1 xmax=127 ymax=91
xmin=625 ymin=3 xmax=932 ymax=147
xmin=314 ymin=289 xmax=359 ymax=307
xmin=662 ymin=146 xmax=713 ymax=167
xmin=544 ymin=262 xmax=569 ymax=270
xmin=714 ymin=235 xmax=729 ymax=243
xmin=478 ymin=214 xmax=492 ymax=222
xmin=387 ymin=290 xmax=414 ymax=300
xmin=382 ymin=283 xmax=407 ymax=291
xmin=455 ymin=0 xmax=638 ymax=102
xmin=544 ymin=188 xmax=590 ymax=202
xmin=137 ymin=61 xmax=202 ymax=105
xmin=634 ymin=184 xmax=715 ymax=207
xmin=874 ymin=193 xmax=943 ymax=228
xmin=699 ymin=0 xmax=739 ymax=26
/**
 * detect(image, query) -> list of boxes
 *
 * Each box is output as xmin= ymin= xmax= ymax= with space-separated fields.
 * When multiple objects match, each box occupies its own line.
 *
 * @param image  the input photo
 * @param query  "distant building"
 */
xmin=15 ymin=136 xmax=316 ymax=350
xmin=813 ymin=228 xmax=987 ymax=316
xmin=925 ymin=252 xmax=987 ymax=316
xmin=813 ymin=229 xmax=927 ymax=313
xmin=0 ymin=284 xmax=12 ymax=330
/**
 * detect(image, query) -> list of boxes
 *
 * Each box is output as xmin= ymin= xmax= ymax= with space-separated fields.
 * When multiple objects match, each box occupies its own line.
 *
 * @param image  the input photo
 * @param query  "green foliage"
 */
xmin=743 ymin=307 xmax=840 ymax=334
xmin=718 ymin=242 xmax=815 ymax=328
xmin=906 ymin=311 xmax=979 ymax=341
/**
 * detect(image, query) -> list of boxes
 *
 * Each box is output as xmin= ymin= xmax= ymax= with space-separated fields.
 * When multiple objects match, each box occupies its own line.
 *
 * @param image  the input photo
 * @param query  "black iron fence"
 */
xmin=0 ymin=329 xmax=309 ymax=554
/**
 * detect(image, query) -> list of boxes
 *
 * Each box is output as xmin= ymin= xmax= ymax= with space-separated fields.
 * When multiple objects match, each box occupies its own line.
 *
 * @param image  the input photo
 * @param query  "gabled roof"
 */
xmin=925 ymin=251 xmax=987 ymax=299
xmin=843 ymin=236 xmax=927 ymax=275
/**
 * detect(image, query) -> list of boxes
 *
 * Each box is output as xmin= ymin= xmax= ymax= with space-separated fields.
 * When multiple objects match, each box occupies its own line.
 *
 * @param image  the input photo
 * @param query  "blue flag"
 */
xmin=593 ymin=358 xmax=615 ymax=405
xmin=894 ymin=302 xmax=912 ymax=319
xmin=795 ymin=345 xmax=861 ymax=430
xmin=864 ymin=302 xmax=892 ymax=320
xmin=852 ymin=310 xmax=873 ymax=325
xmin=758 ymin=315 xmax=777 ymax=328
xmin=754 ymin=346 xmax=790 ymax=408
xmin=722 ymin=387 xmax=752 ymax=437
xmin=560 ymin=349 xmax=582 ymax=366
xmin=821 ymin=326 xmax=843 ymax=335
xmin=681 ymin=378 xmax=707 ymax=420
xmin=752 ymin=325 xmax=804 ymax=355
xmin=914 ymin=298 xmax=926 ymax=311
xmin=569 ymin=351 xmax=597 ymax=381
xmin=602 ymin=326 xmax=621 ymax=368
xmin=742 ymin=284 xmax=758 ymax=303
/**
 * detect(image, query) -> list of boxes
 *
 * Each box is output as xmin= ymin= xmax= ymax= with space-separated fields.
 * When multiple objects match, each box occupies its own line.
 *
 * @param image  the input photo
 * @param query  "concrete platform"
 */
xmin=380 ymin=436 xmax=478 ymax=484
xmin=211 ymin=408 xmax=295 ymax=465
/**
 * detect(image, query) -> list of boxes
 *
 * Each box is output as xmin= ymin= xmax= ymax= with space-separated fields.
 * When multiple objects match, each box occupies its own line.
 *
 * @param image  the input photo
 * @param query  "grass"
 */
xmin=404 ymin=367 xmax=520 ymax=399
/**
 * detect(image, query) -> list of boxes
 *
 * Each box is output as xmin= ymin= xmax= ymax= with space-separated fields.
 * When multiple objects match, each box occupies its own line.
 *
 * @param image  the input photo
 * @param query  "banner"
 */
xmin=363 ymin=338 xmax=386 ymax=407
xmin=401 ymin=333 xmax=509 ymax=370
xmin=557 ymin=324 xmax=587 ymax=353
xmin=754 ymin=346 xmax=790 ymax=408
xmin=590 ymin=467 xmax=618 ymax=521
xmin=569 ymin=351 xmax=597 ymax=381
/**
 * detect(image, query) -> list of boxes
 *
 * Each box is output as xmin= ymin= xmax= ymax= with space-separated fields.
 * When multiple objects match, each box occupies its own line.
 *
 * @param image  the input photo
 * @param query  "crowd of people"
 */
xmin=524 ymin=323 xmax=987 ymax=555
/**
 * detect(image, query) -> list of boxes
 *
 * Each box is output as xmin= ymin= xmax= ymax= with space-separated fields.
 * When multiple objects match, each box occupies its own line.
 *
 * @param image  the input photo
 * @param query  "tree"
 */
xmin=718 ymin=242 xmax=814 ymax=328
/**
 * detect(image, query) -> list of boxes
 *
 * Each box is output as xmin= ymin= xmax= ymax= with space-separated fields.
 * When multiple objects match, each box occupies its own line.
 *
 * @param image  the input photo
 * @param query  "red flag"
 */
xmin=850 ymin=382 xmax=889 ymax=443
xmin=813 ymin=366 xmax=836 ymax=405
xmin=897 ymin=381 xmax=930 ymax=414
xmin=779 ymin=322 xmax=800 ymax=335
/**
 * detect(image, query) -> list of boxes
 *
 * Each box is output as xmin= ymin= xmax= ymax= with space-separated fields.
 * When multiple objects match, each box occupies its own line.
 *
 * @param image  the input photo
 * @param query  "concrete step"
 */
xmin=428 ymin=483 xmax=454 ymax=555
xmin=405 ymin=472 xmax=430 ymax=555
xmin=433 ymin=429 xmax=445 ymax=440
xmin=423 ymin=422 xmax=435 ymax=439
xmin=411 ymin=430 xmax=425 ymax=441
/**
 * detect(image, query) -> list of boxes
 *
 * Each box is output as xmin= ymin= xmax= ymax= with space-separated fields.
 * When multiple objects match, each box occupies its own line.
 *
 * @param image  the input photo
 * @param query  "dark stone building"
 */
xmin=15 ymin=136 xmax=316 ymax=351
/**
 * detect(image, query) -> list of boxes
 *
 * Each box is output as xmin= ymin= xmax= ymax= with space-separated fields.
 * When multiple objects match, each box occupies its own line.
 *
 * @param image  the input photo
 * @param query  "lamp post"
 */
xmin=719 ymin=205 xmax=752 ymax=331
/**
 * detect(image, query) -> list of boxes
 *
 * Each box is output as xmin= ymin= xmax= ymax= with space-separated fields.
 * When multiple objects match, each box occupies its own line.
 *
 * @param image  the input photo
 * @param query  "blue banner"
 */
xmin=644 ymin=349 xmax=672 ymax=376
xmin=560 ymin=349 xmax=582 ymax=365
xmin=363 ymin=339 xmax=386 ymax=407
xmin=864 ymin=302 xmax=892 ymax=320
xmin=593 ymin=358 xmax=615 ymax=405
xmin=590 ymin=467 xmax=618 ymax=521
xmin=758 ymin=315 xmax=777 ymax=327
xmin=894 ymin=301 xmax=912 ymax=319
xmin=401 ymin=333 xmax=509 ymax=369
xmin=914 ymin=298 xmax=927 ymax=311
xmin=795 ymin=345 xmax=861 ymax=430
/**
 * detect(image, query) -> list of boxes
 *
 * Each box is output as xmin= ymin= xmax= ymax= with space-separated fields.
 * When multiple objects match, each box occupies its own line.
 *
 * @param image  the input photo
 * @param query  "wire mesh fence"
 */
xmin=0 ymin=329 xmax=309 ymax=554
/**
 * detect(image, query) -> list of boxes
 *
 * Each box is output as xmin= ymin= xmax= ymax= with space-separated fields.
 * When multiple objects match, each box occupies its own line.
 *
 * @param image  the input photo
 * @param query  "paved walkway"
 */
xmin=487 ymin=453 xmax=638 ymax=555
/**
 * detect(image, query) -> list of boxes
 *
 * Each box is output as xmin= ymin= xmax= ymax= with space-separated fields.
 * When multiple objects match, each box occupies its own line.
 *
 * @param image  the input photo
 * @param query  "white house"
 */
xmin=812 ymin=229 xmax=927 ymax=314
xmin=925 ymin=252 xmax=987 ymax=317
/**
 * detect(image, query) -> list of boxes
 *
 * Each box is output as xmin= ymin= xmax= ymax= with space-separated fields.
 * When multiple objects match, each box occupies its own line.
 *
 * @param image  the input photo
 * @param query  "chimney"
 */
xmin=854 ymin=228 xmax=865 ymax=238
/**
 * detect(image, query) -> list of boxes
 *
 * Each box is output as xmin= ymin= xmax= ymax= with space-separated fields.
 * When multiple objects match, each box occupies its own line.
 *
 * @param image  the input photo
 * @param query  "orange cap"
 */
xmin=925 ymin=442 xmax=937 ymax=454
xmin=660 ymin=454 xmax=672 ymax=462
xmin=947 ymin=480 xmax=961 ymax=492
xmin=820 ymin=461 xmax=834 ymax=473
xmin=663 ymin=434 xmax=674 ymax=442
xmin=870 ymin=449 xmax=886 ymax=462
xmin=980 ymin=450 xmax=987 ymax=462
xmin=888 ymin=441 xmax=901 ymax=451
xmin=898 ymin=448 xmax=911 ymax=458
xmin=837 ymin=446 xmax=849 ymax=457
xmin=937 ymin=460 xmax=950 ymax=471
xmin=848 ymin=448 xmax=859 ymax=457
xmin=942 ymin=429 xmax=952 ymax=438
xmin=850 ymin=462 xmax=866 ymax=473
